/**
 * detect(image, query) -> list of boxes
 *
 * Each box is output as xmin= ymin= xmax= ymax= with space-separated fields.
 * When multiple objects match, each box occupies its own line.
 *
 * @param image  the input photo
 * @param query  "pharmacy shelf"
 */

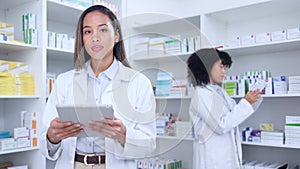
xmin=0 ymin=41 xmax=38 ymax=54
xmin=242 ymin=141 xmax=300 ymax=150
xmin=1 ymin=0 xmax=34 ymax=10
xmin=221 ymin=39 xmax=300 ymax=56
xmin=47 ymin=0 xmax=83 ymax=25
xmin=155 ymin=96 xmax=191 ymax=100
xmin=157 ymin=135 xmax=194 ymax=141
xmin=47 ymin=47 xmax=73 ymax=61
xmin=232 ymin=93 xmax=300 ymax=99
xmin=0 ymin=95 xmax=39 ymax=99
xmin=0 ymin=147 xmax=39 ymax=155
xmin=133 ymin=52 xmax=193 ymax=63
xmin=205 ymin=0 xmax=299 ymax=24
xmin=133 ymin=39 xmax=300 ymax=62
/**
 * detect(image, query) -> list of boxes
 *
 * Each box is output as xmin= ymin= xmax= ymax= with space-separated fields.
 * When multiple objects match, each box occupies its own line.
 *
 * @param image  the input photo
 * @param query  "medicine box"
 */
xmin=165 ymin=36 xmax=181 ymax=54
xmin=16 ymin=137 xmax=30 ymax=148
xmin=255 ymin=32 xmax=271 ymax=43
xmin=14 ymin=127 xmax=29 ymax=138
xmin=287 ymin=28 xmax=300 ymax=40
xmin=78 ymin=0 xmax=93 ymax=8
xmin=0 ymin=138 xmax=16 ymax=151
xmin=241 ymin=35 xmax=255 ymax=46
xmin=48 ymin=31 xmax=56 ymax=48
xmin=133 ymin=37 xmax=149 ymax=55
xmin=55 ymin=33 xmax=64 ymax=49
xmin=194 ymin=35 xmax=201 ymax=50
xmin=0 ymin=21 xmax=14 ymax=42
xmin=24 ymin=111 xmax=37 ymax=129
xmin=273 ymin=76 xmax=287 ymax=95
xmin=29 ymin=129 xmax=38 ymax=147
xmin=0 ymin=131 xmax=10 ymax=138
xmin=149 ymin=37 xmax=165 ymax=56
xmin=288 ymin=76 xmax=300 ymax=84
xmin=271 ymin=30 xmax=286 ymax=42
xmin=227 ymin=37 xmax=241 ymax=48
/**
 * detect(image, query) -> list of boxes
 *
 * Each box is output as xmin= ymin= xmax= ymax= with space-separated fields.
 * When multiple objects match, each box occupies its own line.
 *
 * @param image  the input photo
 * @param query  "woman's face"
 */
xmin=210 ymin=59 xmax=227 ymax=84
xmin=82 ymin=11 xmax=119 ymax=62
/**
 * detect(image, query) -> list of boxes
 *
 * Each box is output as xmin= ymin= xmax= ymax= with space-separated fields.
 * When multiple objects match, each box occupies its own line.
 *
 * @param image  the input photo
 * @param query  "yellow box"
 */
xmin=260 ymin=123 xmax=273 ymax=131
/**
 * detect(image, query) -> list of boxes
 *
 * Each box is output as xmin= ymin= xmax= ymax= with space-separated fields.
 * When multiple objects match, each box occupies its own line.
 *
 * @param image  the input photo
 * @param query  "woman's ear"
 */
xmin=114 ymin=30 xmax=120 ymax=43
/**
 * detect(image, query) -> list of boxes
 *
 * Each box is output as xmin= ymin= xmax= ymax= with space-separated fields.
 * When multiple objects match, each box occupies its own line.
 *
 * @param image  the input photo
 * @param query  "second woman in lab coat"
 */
xmin=187 ymin=48 xmax=262 ymax=169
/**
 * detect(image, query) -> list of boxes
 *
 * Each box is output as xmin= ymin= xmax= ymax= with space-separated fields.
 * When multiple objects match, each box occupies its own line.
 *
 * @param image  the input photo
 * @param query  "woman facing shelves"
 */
xmin=187 ymin=48 xmax=262 ymax=169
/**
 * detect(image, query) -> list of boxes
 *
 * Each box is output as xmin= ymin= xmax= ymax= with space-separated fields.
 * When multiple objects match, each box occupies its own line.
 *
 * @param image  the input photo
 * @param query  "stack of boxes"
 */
xmin=260 ymin=130 xmax=284 ymax=145
xmin=22 ymin=13 xmax=38 ymax=45
xmin=272 ymin=76 xmax=287 ymax=95
xmin=156 ymin=115 xmax=169 ymax=136
xmin=149 ymin=37 xmax=166 ymax=56
xmin=284 ymin=116 xmax=300 ymax=146
xmin=0 ymin=21 xmax=14 ymax=42
xmin=132 ymin=37 xmax=149 ymax=56
xmin=155 ymin=72 xmax=172 ymax=97
xmin=54 ymin=0 xmax=119 ymax=17
xmin=225 ymin=27 xmax=300 ymax=48
xmin=136 ymin=158 xmax=182 ymax=169
xmin=134 ymin=35 xmax=201 ymax=57
xmin=0 ymin=111 xmax=37 ymax=151
xmin=164 ymin=36 xmax=182 ymax=54
xmin=288 ymin=76 xmax=300 ymax=94
xmin=170 ymin=79 xmax=187 ymax=97
xmin=0 ymin=60 xmax=35 ymax=96
xmin=46 ymin=73 xmax=56 ymax=97
xmin=47 ymin=31 xmax=75 ymax=51
xmin=222 ymin=70 xmax=296 ymax=97
xmin=175 ymin=121 xmax=193 ymax=139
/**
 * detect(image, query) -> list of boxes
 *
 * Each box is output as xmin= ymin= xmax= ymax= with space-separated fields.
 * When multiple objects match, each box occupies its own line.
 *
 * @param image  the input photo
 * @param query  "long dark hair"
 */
xmin=187 ymin=48 xmax=232 ymax=87
xmin=74 ymin=5 xmax=130 ymax=70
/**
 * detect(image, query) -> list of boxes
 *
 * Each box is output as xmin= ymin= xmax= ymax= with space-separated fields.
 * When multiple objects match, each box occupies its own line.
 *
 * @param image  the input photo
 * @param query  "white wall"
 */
xmin=123 ymin=0 xmax=271 ymax=18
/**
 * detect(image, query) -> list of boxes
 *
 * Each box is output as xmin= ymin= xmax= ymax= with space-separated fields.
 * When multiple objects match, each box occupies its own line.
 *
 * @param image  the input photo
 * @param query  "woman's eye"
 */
xmin=100 ymin=29 xmax=107 ymax=33
xmin=84 ymin=30 xmax=91 ymax=35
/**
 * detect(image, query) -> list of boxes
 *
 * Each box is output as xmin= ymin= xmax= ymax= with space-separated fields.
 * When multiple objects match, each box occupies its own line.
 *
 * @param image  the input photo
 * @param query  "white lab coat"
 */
xmin=40 ymin=61 xmax=156 ymax=169
xmin=189 ymin=86 xmax=262 ymax=169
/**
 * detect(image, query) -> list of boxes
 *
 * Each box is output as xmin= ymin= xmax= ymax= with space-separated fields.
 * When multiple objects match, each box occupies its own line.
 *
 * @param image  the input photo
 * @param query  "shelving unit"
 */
xmin=0 ymin=0 xmax=46 ymax=169
xmin=242 ymin=141 xmax=300 ymax=150
xmin=127 ymin=13 xmax=200 ymax=169
xmin=1 ymin=0 xmax=299 ymax=168
xmin=0 ymin=147 xmax=39 ymax=155
xmin=0 ymin=41 xmax=38 ymax=54
xmin=129 ymin=0 xmax=300 ymax=168
xmin=201 ymin=0 xmax=300 ymax=166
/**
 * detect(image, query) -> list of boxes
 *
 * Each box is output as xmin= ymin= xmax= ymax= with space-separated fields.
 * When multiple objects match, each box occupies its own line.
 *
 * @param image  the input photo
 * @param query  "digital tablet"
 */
xmin=56 ymin=104 xmax=114 ymax=137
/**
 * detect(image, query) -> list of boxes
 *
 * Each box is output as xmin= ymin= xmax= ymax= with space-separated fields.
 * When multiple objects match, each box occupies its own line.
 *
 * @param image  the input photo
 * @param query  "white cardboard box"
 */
xmin=287 ymin=28 xmax=300 ymax=40
xmin=271 ymin=30 xmax=286 ymax=41
xmin=256 ymin=32 xmax=271 ymax=43
xmin=241 ymin=35 xmax=255 ymax=46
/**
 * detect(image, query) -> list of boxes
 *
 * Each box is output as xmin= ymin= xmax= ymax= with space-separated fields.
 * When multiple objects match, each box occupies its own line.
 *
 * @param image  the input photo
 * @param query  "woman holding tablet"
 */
xmin=40 ymin=5 xmax=156 ymax=169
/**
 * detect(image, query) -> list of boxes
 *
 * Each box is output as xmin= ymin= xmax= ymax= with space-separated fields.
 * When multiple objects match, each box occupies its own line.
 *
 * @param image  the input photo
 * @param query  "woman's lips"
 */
xmin=92 ymin=45 xmax=103 ymax=52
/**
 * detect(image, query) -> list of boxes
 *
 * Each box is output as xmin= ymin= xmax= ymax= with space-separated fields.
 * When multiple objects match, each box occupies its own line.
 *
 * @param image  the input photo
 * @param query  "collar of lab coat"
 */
xmin=73 ymin=60 xmax=133 ymax=104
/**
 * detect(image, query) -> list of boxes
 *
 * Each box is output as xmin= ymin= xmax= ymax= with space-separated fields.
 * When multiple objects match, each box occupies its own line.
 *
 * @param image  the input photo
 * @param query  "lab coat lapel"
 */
xmin=73 ymin=69 xmax=88 ymax=104
xmin=198 ymin=87 xmax=225 ymax=143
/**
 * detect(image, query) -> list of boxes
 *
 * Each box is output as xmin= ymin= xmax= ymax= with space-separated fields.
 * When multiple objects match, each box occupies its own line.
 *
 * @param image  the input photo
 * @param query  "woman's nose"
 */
xmin=92 ymin=32 xmax=101 ymax=42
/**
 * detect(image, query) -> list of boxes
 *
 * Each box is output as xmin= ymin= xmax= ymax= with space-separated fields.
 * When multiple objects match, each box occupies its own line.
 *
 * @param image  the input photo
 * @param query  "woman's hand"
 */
xmin=88 ymin=117 xmax=126 ymax=145
xmin=47 ymin=117 xmax=83 ymax=144
xmin=244 ymin=89 xmax=261 ymax=104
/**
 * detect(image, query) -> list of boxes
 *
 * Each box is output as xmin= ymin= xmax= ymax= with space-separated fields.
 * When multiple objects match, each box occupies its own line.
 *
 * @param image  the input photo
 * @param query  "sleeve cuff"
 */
xmin=47 ymin=137 xmax=61 ymax=157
